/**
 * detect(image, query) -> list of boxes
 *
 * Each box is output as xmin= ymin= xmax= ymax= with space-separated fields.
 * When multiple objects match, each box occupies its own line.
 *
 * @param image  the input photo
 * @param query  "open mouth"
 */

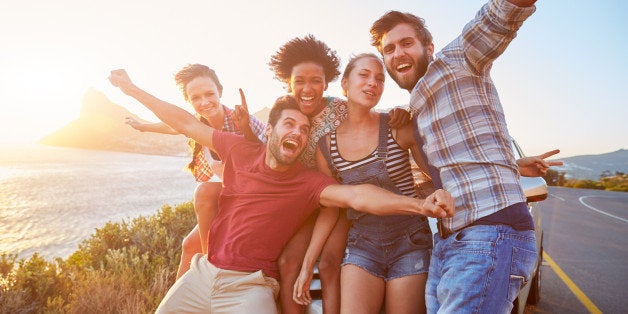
xmin=283 ymin=139 xmax=299 ymax=151
xmin=396 ymin=63 xmax=411 ymax=73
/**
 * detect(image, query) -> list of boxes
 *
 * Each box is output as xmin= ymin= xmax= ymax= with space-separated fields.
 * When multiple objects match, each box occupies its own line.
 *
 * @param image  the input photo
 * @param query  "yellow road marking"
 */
xmin=543 ymin=252 xmax=602 ymax=314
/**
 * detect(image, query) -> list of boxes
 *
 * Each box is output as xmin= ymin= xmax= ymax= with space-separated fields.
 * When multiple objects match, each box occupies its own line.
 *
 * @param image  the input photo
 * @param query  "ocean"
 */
xmin=0 ymin=144 xmax=198 ymax=260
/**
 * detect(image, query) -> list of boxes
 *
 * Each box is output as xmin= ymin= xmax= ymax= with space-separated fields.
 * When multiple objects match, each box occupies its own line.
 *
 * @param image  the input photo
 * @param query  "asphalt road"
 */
xmin=525 ymin=187 xmax=628 ymax=314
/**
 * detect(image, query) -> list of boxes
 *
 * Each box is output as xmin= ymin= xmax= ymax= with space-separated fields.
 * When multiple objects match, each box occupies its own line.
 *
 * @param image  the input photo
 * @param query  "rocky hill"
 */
xmin=554 ymin=149 xmax=628 ymax=180
xmin=39 ymin=88 xmax=190 ymax=156
xmin=39 ymin=88 xmax=271 ymax=157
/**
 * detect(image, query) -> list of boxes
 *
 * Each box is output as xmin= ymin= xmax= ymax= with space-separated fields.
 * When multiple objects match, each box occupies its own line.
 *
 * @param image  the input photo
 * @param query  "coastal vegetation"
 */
xmin=0 ymin=202 xmax=195 ymax=313
xmin=543 ymin=170 xmax=628 ymax=192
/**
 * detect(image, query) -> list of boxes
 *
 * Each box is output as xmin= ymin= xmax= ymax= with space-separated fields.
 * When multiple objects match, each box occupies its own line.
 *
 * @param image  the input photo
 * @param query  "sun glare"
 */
xmin=0 ymin=52 xmax=89 ymax=143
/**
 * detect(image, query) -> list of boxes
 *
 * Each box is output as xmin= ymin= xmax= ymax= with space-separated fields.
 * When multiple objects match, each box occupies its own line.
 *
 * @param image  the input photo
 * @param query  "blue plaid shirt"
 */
xmin=408 ymin=0 xmax=535 ymax=232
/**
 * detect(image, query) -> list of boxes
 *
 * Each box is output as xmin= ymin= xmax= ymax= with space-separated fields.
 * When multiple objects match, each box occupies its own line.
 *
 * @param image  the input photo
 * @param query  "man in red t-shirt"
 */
xmin=109 ymin=69 xmax=455 ymax=314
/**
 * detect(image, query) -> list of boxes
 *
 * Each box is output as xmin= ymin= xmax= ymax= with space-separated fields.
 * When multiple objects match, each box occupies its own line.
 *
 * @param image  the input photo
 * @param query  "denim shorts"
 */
xmin=342 ymin=222 xmax=432 ymax=281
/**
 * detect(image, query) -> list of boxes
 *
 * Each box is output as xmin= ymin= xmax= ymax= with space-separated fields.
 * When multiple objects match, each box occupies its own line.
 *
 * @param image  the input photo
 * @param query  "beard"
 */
xmin=267 ymin=132 xmax=303 ymax=167
xmin=387 ymin=49 xmax=431 ymax=91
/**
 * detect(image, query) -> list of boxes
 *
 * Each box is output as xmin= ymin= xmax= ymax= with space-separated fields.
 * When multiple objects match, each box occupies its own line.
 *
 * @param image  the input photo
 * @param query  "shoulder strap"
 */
xmin=317 ymin=133 xmax=339 ymax=179
xmin=377 ymin=113 xmax=390 ymax=159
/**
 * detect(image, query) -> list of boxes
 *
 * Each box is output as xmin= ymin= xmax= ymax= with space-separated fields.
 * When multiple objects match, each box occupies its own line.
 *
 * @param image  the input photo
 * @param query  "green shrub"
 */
xmin=1 ymin=201 xmax=196 ymax=313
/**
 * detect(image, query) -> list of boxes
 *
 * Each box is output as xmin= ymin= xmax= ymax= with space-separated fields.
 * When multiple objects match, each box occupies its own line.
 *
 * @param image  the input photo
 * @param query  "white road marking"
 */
xmin=579 ymin=196 xmax=628 ymax=223
xmin=552 ymin=194 xmax=565 ymax=201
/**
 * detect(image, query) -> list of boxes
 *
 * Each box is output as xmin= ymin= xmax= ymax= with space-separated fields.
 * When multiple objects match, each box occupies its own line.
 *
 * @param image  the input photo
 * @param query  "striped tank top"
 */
xmin=328 ymin=126 xmax=417 ymax=198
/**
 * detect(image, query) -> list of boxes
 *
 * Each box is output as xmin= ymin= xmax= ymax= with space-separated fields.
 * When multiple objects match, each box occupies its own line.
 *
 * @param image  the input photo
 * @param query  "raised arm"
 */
xmin=462 ymin=0 xmax=537 ymax=73
xmin=125 ymin=117 xmax=179 ymax=135
xmin=233 ymin=88 xmax=263 ymax=144
xmin=109 ymin=69 xmax=215 ymax=150
xmin=508 ymin=0 xmax=536 ymax=7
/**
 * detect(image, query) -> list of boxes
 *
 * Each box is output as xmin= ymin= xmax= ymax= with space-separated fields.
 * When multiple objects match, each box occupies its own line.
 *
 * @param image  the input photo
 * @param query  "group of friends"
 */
xmin=109 ymin=0 xmax=563 ymax=313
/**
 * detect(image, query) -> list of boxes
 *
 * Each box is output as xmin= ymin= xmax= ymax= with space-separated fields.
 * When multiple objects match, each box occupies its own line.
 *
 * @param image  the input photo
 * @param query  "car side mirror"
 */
xmin=521 ymin=176 xmax=548 ymax=202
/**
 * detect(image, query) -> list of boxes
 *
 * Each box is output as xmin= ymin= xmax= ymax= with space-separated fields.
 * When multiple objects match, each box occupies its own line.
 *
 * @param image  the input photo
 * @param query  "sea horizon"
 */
xmin=0 ymin=143 xmax=198 ymax=260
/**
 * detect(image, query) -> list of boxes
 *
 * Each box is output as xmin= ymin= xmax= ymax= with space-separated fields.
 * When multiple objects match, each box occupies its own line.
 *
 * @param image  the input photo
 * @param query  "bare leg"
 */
xmin=194 ymin=182 xmax=221 ymax=254
xmin=278 ymin=211 xmax=317 ymax=314
xmin=176 ymin=225 xmax=202 ymax=279
xmin=175 ymin=182 xmax=221 ymax=279
xmin=317 ymin=210 xmax=349 ymax=314
xmin=385 ymin=273 xmax=428 ymax=314
xmin=340 ymin=265 xmax=385 ymax=314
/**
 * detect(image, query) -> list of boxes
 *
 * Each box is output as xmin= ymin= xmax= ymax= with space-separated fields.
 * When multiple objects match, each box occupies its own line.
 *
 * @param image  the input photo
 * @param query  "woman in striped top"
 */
xmin=315 ymin=53 xmax=434 ymax=314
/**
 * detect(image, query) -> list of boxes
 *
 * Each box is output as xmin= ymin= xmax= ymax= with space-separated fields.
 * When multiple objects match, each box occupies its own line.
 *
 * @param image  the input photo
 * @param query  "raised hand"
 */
xmin=108 ymin=69 xmax=135 ymax=94
xmin=233 ymin=88 xmax=251 ymax=131
xmin=517 ymin=149 xmax=564 ymax=177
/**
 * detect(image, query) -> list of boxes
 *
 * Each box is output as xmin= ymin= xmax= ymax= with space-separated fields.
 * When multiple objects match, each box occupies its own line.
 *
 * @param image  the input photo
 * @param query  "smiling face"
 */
xmin=380 ymin=23 xmax=433 ymax=92
xmin=289 ymin=62 xmax=328 ymax=117
xmin=265 ymin=108 xmax=311 ymax=170
xmin=341 ymin=55 xmax=385 ymax=110
xmin=185 ymin=76 xmax=224 ymax=121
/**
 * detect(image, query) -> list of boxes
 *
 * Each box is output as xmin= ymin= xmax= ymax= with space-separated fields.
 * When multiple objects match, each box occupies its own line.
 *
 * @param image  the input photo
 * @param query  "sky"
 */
xmin=1 ymin=0 xmax=626 ymax=158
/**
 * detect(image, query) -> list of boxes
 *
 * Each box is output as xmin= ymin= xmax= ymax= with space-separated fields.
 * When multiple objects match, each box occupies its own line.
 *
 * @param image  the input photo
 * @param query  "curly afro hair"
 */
xmin=268 ymin=34 xmax=341 ymax=87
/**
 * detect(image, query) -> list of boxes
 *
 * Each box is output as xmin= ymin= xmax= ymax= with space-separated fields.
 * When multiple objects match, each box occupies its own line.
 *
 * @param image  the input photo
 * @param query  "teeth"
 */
xmin=284 ymin=140 xmax=298 ymax=149
xmin=364 ymin=91 xmax=374 ymax=96
xmin=301 ymin=96 xmax=314 ymax=101
xmin=397 ymin=63 xmax=411 ymax=71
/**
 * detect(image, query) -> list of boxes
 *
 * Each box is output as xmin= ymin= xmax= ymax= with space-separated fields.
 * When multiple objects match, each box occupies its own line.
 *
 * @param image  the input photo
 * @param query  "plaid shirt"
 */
xmin=408 ymin=0 xmax=535 ymax=232
xmin=193 ymin=105 xmax=267 ymax=182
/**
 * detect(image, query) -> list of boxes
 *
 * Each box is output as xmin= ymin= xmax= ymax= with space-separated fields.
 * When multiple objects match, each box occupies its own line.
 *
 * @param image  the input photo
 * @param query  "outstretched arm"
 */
xmin=319 ymin=183 xmax=454 ymax=218
xmin=125 ymin=116 xmax=179 ymax=134
xmin=109 ymin=69 xmax=215 ymax=150
xmin=517 ymin=149 xmax=563 ymax=177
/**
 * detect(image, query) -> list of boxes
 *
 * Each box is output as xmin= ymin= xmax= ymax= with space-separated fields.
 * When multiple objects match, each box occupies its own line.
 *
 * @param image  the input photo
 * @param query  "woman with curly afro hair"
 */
xmin=269 ymin=35 xmax=410 ymax=314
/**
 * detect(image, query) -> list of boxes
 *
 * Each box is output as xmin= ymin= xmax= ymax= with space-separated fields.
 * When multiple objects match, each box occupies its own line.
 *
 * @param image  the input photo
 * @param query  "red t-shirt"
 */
xmin=207 ymin=131 xmax=337 ymax=279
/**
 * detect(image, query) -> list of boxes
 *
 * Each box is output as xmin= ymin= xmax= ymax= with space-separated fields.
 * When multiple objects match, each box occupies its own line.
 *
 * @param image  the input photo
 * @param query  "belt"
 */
xmin=437 ymin=202 xmax=532 ymax=239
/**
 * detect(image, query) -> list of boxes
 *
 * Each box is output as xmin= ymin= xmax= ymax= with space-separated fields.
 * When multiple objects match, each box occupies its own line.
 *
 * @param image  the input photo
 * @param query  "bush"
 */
xmin=1 ymin=201 xmax=196 ymax=313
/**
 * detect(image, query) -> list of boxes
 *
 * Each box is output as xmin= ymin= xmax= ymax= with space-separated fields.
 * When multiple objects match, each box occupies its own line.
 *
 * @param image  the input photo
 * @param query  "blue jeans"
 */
xmin=425 ymin=224 xmax=537 ymax=314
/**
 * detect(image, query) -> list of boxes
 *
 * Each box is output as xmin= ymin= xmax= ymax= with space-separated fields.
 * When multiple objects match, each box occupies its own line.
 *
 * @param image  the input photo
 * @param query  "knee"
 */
xmin=194 ymin=182 xmax=221 ymax=213
xmin=181 ymin=232 xmax=201 ymax=255
xmin=317 ymin=255 xmax=341 ymax=279
xmin=195 ymin=182 xmax=221 ymax=200
xmin=278 ymin=252 xmax=301 ymax=277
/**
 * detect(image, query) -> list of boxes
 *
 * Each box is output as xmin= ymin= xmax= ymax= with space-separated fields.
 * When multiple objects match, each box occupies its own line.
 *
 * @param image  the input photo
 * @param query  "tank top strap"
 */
xmin=376 ymin=113 xmax=390 ymax=159
xmin=317 ymin=133 xmax=339 ymax=179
